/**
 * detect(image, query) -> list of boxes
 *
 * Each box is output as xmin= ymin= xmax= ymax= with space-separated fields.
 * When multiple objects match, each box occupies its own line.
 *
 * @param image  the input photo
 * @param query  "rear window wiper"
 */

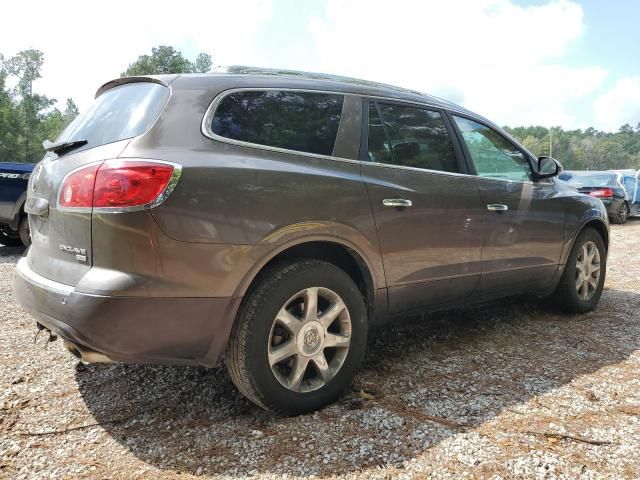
xmin=42 ymin=139 xmax=88 ymax=155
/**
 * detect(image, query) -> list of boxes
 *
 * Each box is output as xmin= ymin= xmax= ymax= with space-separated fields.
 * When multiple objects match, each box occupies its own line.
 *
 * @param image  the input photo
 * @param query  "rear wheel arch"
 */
xmin=237 ymin=240 xmax=376 ymax=322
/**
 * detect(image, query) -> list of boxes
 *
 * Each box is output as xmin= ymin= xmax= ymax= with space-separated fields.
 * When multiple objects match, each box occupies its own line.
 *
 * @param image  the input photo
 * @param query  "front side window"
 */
xmin=368 ymin=101 xmax=459 ymax=173
xmin=453 ymin=116 xmax=531 ymax=182
xmin=211 ymin=90 xmax=344 ymax=156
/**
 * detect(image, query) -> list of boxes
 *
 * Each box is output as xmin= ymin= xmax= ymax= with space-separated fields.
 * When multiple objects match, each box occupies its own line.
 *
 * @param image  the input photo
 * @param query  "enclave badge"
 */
xmin=59 ymin=244 xmax=87 ymax=263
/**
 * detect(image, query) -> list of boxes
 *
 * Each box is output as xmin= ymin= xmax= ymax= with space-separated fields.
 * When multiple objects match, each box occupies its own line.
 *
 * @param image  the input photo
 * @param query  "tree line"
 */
xmin=1 ymin=45 xmax=638 ymax=172
xmin=505 ymin=124 xmax=640 ymax=171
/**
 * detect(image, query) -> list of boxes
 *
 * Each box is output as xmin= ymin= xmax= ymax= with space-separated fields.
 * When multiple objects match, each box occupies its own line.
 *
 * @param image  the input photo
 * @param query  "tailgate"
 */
xmin=26 ymin=141 xmax=129 ymax=286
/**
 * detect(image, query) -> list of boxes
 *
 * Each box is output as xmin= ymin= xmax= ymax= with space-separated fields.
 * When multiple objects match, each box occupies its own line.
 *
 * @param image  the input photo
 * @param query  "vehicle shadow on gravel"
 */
xmin=75 ymin=288 xmax=640 ymax=477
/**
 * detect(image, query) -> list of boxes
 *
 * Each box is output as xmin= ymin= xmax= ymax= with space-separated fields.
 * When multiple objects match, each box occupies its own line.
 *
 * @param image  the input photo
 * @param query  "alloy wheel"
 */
xmin=267 ymin=287 xmax=351 ymax=393
xmin=575 ymin=240 xmax=601 ymax=301
xmin=620 ymin=204 xmax=628 ymax=223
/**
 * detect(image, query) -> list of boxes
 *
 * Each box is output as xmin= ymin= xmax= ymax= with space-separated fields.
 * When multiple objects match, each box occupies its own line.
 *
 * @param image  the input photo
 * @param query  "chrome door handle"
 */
xmin=383 ymin=198 xmax=412 ymax=208
xmin=487 ymin=204 xmax=508 ymax=211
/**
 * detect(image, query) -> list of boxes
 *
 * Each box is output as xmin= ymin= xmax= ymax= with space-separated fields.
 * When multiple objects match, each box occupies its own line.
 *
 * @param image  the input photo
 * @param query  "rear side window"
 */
xmin=211 ymin=90 xmax=344 ymax=156
xmin=368 ymin=101 xmax=460 ymax=173
xmin=57 ymin=82 xmax=169 ymax=153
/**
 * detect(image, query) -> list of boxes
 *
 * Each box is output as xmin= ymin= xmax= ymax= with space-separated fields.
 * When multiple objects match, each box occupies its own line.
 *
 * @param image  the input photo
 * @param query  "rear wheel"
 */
xmin=554 ymin=228 xmax=606 ymax=313
xmin=226 ymin=259 xmax=367 ymax=415
xmin=0 ymin=223 xmax=23 ymax=247
xmin=613 ymin=202 xmax=629 ymax=224
xmin=18 ymin=216 xmax=30 ymax=247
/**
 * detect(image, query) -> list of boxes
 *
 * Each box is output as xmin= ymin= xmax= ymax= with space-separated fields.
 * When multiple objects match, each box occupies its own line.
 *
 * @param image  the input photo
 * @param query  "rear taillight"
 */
xmin=588 ymin=188 xmax=614 ymax=199
xmin=59 ymin=164 xmax=100 ymax=208
xmin=58 ymin=160 xmax=181 ymax=211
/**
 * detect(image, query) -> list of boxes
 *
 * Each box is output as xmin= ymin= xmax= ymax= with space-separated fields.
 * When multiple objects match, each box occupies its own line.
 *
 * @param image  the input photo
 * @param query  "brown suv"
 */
xmin=14 ymin=67 xmax=609 ymax=415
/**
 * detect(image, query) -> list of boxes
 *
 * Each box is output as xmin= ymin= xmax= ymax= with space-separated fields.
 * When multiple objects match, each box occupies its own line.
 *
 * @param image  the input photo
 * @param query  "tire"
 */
xmin=18 ymin=216 xmax=30 ymax=247
xmin=0 ymin=223 xmax=23 ymax=247
xmin=612 ymin=202 xmax=629 ymax=224
xmin=226 ymin=259 xmax=368 ymax=415
xmin=554 ymin=228 xmax=606 ymax=313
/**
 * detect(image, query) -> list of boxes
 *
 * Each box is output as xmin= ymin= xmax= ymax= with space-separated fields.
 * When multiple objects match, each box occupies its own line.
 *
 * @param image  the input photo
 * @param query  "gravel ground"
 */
xmin=2 ymin=221 xmax=640 ymax=479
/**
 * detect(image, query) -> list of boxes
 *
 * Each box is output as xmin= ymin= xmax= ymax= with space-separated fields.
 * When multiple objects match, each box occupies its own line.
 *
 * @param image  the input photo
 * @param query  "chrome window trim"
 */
xmin=56 ymin=159 xmax=183 ymax=214
xmin=201 ymin=87 xmax=359 ymax=163
xmin=201 ymin=87 xmax=536 ymax=183
xmin=363 ymin=159 xmax=477 ymax=179
xmin=16 ymin=258 xmax=74 ymax=296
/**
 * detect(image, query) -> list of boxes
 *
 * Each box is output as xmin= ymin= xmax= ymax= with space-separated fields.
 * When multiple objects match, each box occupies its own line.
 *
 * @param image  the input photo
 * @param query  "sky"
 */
xmin=1 ymin=0 xmax=638 ymax=132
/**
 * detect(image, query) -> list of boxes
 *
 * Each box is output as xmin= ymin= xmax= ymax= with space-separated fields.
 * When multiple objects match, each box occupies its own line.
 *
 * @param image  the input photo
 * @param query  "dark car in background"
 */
xmin=14 ymin=69 xmax=609 ymax=415
xmin=0 ymin=162 xmax=33 ymax=246
xmin=612 ymin=169 xmax=640 ymax=217
xmin=559 ymin=170 xmax=630 ymax=224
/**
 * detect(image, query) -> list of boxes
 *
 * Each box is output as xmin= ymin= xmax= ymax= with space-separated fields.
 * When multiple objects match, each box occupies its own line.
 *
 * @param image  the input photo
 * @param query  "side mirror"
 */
xmin=536 ymin=156 xmax=562 ymax=179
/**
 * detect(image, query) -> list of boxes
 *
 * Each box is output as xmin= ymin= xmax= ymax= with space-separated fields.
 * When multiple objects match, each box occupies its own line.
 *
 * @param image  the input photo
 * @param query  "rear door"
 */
xmin=449 ymin=114 xmax=565 ymax=295
xmin=361 ymin=100 xmax=484 ymax=314
xmin=26 ymin=81 xmax=170 ymax=286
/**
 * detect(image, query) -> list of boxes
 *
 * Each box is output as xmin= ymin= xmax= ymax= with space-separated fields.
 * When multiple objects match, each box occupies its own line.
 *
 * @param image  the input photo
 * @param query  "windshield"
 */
xmin=565 ymin=173 xmax=618 ymax=188
xmin=56 ymin=82 xmax=169 ymax=154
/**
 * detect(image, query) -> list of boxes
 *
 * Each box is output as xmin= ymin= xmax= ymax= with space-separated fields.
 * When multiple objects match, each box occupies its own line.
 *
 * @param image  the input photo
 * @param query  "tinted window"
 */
xmin=369 ymin=102 xmax=459 ymax=173
xmin=57 ymin=83 xmax=169 ymax=153
xmin=212 ymin=91 xmax=344 ymax=156
xmin=453 ymin=116 xmax=531 ymax=182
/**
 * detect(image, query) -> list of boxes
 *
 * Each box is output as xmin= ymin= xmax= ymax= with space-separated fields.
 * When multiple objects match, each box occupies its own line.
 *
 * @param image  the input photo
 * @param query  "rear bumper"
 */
xmin=13 ymin=258 xmax=239 ymax=366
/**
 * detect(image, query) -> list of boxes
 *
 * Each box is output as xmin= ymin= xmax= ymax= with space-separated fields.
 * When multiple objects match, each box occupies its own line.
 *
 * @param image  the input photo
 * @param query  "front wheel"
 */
xmin=226 ymin=259 xmax=367 ymax=415
xmin=554 ymin=228 xmax=607 ymax=313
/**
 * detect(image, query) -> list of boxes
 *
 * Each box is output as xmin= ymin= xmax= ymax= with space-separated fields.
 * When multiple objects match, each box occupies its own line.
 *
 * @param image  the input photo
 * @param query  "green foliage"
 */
xmin=122 ymin=46 xmax=212 ymax=76
xmin=0 ymin=49 xmax=79 ymax=163
xmin=505 ymin=125 xmax=640 ymax=171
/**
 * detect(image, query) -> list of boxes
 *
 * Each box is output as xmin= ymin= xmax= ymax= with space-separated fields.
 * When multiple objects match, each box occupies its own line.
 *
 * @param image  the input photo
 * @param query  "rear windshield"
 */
xmin=56 ymin=82 xmax=169 ymax=154
xmin=211 ymin=90 xmax=344 ymax=156
xmin=565 ymin=173 xmax=618 ymax=187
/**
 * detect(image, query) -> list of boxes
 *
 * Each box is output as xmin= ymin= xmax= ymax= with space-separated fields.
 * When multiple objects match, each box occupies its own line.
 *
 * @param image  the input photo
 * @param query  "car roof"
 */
xmin=105 ymin=66 xmax=477 ymax=117
xmin=100 ymin=66 xmax=519 ymax=148
xmin=211 ymin=65 xmax=465 ymax=109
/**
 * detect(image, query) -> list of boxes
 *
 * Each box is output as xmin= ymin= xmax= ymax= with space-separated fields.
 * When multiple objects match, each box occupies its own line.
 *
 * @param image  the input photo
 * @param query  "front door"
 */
xmin=450 ymin=115 xmax=565 ymax=296
xmin=362 ymin=101 xmax=484 ymax=314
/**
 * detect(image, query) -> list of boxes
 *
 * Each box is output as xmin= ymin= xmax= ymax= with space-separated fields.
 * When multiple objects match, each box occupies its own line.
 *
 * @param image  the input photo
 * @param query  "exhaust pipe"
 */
xmin=64 ymin=340 xmax=114 ymax=363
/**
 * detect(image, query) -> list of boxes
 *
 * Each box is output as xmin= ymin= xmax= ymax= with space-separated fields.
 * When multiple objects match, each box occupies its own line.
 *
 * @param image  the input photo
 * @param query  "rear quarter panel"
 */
xmin=557 ymin=182 xmax=609 ymax=265
xmin=118 ymin=75 xmax=386 ymax=294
